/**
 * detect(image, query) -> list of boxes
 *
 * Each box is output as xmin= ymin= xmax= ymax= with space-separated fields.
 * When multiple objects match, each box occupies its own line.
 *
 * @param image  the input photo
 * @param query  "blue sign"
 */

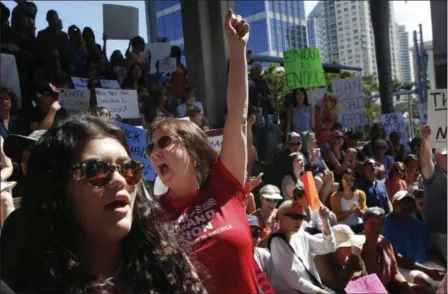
xmin=115 ymin=122 xmax=156 ymax=182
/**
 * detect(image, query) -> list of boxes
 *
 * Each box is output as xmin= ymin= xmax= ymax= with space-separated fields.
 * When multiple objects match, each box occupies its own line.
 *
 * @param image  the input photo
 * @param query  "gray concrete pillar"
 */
xmin=181 ymin=0 xmax=234 ymax=127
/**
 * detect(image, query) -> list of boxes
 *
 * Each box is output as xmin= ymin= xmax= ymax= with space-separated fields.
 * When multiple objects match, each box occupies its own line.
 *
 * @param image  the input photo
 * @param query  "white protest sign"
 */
xmin=95 ymin=89 xmax=140 ymax=119
xmin=144 ymin=43 xmax=172 ymax=73
xmin=158 ymin=57 xmax=176 ymax=73
xmin=206 ymin=129 xmax=224 ymax=152
xmin=115 ymin=122 xmax=156 ymax=181
xmin=331 ymin=76 xmax=367 ymax=128
xmin=103 ymin=4 xmax=139 ymax=40
xmin=380 ymin=112 xmax=408 ymax=145
xmin=308 ymin=88 xmax=327 ymax=106
xmin=427 ymin=89 xmax=447 ymax=150
xmin=0 ymin=53 xmax=21 ymax=107
xmin=71 ymin=77 xmax=89 ymax=89
xmin=59 ymin=89 xmax=90 ymax=113
xmin=100 ymin=79 xmax=121 ymax=89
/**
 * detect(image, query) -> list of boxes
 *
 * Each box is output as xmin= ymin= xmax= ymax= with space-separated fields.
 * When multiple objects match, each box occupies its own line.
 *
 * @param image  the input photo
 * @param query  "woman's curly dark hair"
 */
xmin=12 ymin=114 xmax=206 ymax=293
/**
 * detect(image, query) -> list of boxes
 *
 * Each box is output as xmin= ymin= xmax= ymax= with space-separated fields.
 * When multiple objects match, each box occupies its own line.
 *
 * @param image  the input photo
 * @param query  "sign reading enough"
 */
xmin=283 ymin=47 xmax=326 ymax=90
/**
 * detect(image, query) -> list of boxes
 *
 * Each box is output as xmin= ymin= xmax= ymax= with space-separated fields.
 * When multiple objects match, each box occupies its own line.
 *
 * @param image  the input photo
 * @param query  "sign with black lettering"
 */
xmin=115 ymin=122 xmax=156 ymax=182
xmin=59 ymin=89 xmax=90 ymax=113
xmin=95 ymin=89 xmax=139 ymax=118
xmin=380 ymin=112 xmax=408 ymax=145
xmin=283 ymin=47 xmax=326 ymax=89
xmin=427 ymin=89 xmax=447 ymax=149
xmin=331 ymin=77 xmax=367 ymax=128
xmin=205 ymin=129 xmax=224 ymax=152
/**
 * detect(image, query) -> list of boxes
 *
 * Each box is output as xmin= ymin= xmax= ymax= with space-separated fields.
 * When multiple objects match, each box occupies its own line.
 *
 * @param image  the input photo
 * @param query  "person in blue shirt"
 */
xmin=382 ymin=190 xmax=446 ymax=289
xmin=356 ymin=158 xmax=392 ymax=213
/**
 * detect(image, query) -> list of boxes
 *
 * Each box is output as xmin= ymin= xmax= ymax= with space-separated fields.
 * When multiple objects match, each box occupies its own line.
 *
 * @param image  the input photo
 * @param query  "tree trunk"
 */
xmin=370 ymin=0 xmax=394 ymax=114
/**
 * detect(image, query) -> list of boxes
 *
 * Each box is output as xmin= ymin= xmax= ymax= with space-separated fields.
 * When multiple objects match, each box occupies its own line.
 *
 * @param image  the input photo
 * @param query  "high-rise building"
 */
xmin=397 ymin=25 xmax=413 ymax=84
xmin=154 ymin=0 xmax=308 ymax=57
xmin=307 ymin=2 xmax=327 ymax=60
xmin=309 ymin=1 xmax=401 ymax=80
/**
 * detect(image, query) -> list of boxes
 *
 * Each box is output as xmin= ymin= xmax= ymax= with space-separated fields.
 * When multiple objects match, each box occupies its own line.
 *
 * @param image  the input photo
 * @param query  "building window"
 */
xmin=344 ymin=7 xmax=349 ymax=11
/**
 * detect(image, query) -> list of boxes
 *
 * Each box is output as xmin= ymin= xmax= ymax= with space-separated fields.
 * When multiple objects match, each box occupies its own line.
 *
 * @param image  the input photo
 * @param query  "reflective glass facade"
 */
xmin=153 ymin=0 xmax=307 ymax=57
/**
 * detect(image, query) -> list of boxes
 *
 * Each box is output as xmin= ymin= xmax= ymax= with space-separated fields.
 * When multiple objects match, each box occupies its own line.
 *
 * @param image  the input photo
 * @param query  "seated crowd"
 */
xmin=0 ymin=3 xmax=446 ymax=294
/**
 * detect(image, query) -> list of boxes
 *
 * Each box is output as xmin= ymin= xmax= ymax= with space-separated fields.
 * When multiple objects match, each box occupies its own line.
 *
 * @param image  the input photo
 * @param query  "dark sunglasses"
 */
xmin=72 ymin=159 xmax=143 ymax=188
xmin=378 ymin=145 xmax=387 ymax=149
xmin=289 ymin=141 xmax=302 ymax=147
xmin=283 ymin=213 xmax=306 ymax=221
xmin=251 ymin=227 xmax=261 ymax=237
xmin=342 ymin=176 xmax=355 ymax=183
xmin=264 ymin=198 xmax=278 ymax=203
xmin=147 ymin=135 xmax=174 ymax=154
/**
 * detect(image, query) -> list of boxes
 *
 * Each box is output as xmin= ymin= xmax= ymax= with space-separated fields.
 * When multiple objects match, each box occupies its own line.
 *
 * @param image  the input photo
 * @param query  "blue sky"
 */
xmin=3 ymin=1 xmax=433 ymax=58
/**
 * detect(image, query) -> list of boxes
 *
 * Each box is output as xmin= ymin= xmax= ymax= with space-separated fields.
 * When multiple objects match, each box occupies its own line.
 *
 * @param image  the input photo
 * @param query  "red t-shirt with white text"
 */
xmin=159 ymin=160 xmax=259 ymax=294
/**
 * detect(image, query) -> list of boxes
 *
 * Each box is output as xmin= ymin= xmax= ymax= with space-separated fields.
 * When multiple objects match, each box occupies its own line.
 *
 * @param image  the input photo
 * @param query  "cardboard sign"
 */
xmin=71 ymin=77 xmax=89 ymax=89
xmin=283 ymin=47 xmax=326 ymax=89
xmin=103 ymin=4 xmax=139 ymax=40
xmin=345 ymin=274 xmax=388 ymax=293
xmin=0 ymin=53 xmax=21 ymax=107
xmin=99 ymin=79 xmax=121 ymax=89
xmin=115 ymin=122 xmax=156 ymax=182
xmin=427 ymin=89 xmax=447 ymax=149
xmin=145 ymin=43 xmax=172 ymax=74
xmin=205 ymin=129 xmax=224 ymax=152
xmin=95 ymin=89 xmax=140 ymax=119
xmin=332 ymin=76 xmax=367 ymax=128
xmin=308 ymin=88 xmax=327 ymax=106
xmin=59 ymin=89 xmax=90 ymax=113
xmin=300 ymin=172 xmax=321 ymax=211
xmin=380 ymin=112 xmax=408 ymax=145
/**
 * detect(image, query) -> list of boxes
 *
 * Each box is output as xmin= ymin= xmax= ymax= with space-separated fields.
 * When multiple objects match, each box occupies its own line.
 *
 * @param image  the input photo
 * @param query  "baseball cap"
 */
xmin=36 ymin=83 xmax=64 ymax=97
xmin=4 ymin=130 xmax=47 ymax=162
xmin=259 ymin=184 xmax=283 ymax=200
xmin=332 ymin=224 xmax=366 ymax=249
xmin=363 ymin=158 xmax=377 ymax=166
xmin=392 ymin=190 xmax=414 ymax=204
xmin=287 ymin=132 xmax=301 ymax=142
xmin=247 ymin=215 xmax=260 ymax=228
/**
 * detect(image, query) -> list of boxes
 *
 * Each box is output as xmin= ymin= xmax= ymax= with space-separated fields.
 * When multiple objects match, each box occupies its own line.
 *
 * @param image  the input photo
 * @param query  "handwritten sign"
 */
xmin=427 ymin=89 xmax=447 ymax=150
xmin=95 ymin=89 xmax=139 ymax=119
xmin=283 ymin=47 xmax=326 ymax=89
xmin=380 ymin=112 xmax=408 ymax=145
xmin=100 ymin=79 xmax=121 ymax=89
xmin=308 ymin=88 xmax=327 ymax=106
xmin=300 ymin=172 xmax=321 ymax=211
xmin=158 ymin=57 xmax=177 ymax=73
xmin=205 ymin=129 xmax=224 ymax=152
xmin=115 ymin=122 xmax=156 ymax=182
xmin=332 ymin=77 xmax=367 ymax=128
xmin=145 ymin=43 xmax=172 ymax=74
xmin=345 ymin=274 xmax=387 ymax=293
xmin=59 ymin=89 xmax=90 ymax=113
xmin=0 ymin=54 xmax=21 ymax=107
xmin=71 ymin=77 xmax=89 ymax=89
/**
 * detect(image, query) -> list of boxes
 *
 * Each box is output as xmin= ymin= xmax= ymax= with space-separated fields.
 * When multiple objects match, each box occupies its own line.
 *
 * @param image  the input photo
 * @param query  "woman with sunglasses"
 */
xmin=385 ymin=162 xmax=408 ymax=201
xmin=3 ymin=114 xmax=205 ymax=293
xmin=373 ymin=139 xmax=395 ymax=181
xmin=330 ymin=169 xmax=366 ymax=234
xmin=326 ymin=130 xmax=357 ymax=183
xmin=148 ymin=11 xmax=258 ymax=294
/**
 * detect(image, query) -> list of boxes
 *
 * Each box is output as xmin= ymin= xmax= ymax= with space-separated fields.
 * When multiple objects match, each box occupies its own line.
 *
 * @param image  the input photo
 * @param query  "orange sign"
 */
xmin=300 ymin=172 xmax=321 ymax=211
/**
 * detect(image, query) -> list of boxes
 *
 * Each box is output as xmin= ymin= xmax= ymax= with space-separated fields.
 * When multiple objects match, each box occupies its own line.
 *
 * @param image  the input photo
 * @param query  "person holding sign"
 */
xmin=148 ymin=10 xmax=258 ymax=294
xmin=287 ymin=88 xmax=315 ymax=134
xmin=420 ymin=125 xmax=447 ymax=261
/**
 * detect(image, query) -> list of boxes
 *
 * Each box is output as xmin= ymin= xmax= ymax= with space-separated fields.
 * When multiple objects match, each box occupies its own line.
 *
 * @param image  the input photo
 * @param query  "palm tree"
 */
xmin=370 ymin=0 xmax=394 ymax=114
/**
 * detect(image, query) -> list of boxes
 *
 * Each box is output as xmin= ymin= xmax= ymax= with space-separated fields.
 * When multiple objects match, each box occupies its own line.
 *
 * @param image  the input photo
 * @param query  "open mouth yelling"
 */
xmin=104 ymin=196 xmax=130 ymax=216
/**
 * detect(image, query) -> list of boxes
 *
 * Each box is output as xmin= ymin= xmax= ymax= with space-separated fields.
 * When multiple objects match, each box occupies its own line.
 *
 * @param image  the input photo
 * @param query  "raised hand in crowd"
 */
xmin=50 ymin=100 xmax=61 ymax=112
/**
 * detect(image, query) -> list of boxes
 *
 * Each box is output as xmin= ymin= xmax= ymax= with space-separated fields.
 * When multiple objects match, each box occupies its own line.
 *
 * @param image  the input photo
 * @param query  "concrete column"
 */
xmin=181 ymin=0 xmax=233 ymax=127
xmin=145 ymin=0 xmax=158 ymax=43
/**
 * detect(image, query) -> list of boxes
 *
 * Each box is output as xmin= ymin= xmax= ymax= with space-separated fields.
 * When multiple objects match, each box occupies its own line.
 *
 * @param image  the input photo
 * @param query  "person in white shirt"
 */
xmin=268 ymin=200 xmax=336 ymax=294
xmin=247 ymin=215 xmax=272 ymax=279
xmin=176 ymin=88 xmax=204 ymax=117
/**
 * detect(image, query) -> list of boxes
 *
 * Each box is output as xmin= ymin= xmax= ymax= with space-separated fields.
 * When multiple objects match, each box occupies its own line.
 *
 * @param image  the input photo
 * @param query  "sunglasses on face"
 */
xmin=72 ymin=159 xmax=143 ymax=188
xmin=264 ymin=198 xmax=278 ymax=204
xmin=342 ymin=176 xmax=355 ymax=183
xmin=147 ymin=135 xmax=174 ymax=154
xmin=283 ymin=213 xmax=306 ymax=221
xmin=289 ymin=141 xmax=302 ymax=147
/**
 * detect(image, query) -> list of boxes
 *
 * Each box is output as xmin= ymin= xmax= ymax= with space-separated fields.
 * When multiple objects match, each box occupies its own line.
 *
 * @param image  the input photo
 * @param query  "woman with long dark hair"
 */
xmin=287 ymin=88 xmax=315 ymax=133
xmin=3 ymin=115 xmax=206 ymax=293
xmin=82 ymin=27 xmax=103 ymax=61
xmin=67 ymin=25 xmax=88 ymax=76
xmin=122 ymin=63 xmax=148 ymax=94
xmin=148 ymin=10 xmax=259 ymax=294
xmin=125 ymin=36 xmax=145 ymax=70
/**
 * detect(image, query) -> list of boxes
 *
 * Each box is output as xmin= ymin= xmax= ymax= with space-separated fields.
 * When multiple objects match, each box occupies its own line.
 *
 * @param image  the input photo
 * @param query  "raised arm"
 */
xmin=420 ymin=125 xmax=435 ymax=180
xmin=220 ymin=10 xmax=250 ymax=186
xmin=0 ymin=137 xmax=13 ymax=181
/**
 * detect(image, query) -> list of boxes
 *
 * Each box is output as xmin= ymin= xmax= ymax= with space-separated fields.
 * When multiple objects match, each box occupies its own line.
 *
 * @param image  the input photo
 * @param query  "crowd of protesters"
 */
xmin=0 ymin=2 xmax=447 ymax=293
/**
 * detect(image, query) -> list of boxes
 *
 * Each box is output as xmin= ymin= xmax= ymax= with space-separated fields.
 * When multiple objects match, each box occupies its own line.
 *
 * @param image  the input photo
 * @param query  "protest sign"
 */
xmin=71 ymin=77 xmax=89 ymax=89
xmin=144 ymin=43 xmax=172 ymax=74
xmin=308 ymin=88 xmax=327 ymax=106
xmin=380 ymin=112 xmax=408 ymax=145
xmin=158 ymin=57 xmax=177 ymax=73
xmin=95 ymin=89 xmax=140 ymax=119
xmin=99 ymin=79 xmax=121 ymax=89
xmin=300 ymin=172 xmax=321 ymax=211
xmin=283 ymin=47 xmax=326 ymax=89
xmin=0 ymin=53 xmax=21 ymax=107
xmin=115 ymin=122 xmax=156 ymax=182
xmin=205 ymin=129 xmax=224 ymax=152
xmin=103 ymin=4 xmax=139 ymax=40
xmin=427 ymin=89 xmax=447 ymax=150
xmin=331 ymin=76 xmax=367 ymax=128
xmin=345 ymin=274 xmax=387 ymax=293
xmin=59 ymin=89 xmax=90 ymax=113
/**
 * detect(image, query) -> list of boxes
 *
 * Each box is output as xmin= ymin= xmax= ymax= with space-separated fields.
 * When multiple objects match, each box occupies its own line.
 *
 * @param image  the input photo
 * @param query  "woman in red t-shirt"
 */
xmin=148 ymin=10 xmax=259 ymax=294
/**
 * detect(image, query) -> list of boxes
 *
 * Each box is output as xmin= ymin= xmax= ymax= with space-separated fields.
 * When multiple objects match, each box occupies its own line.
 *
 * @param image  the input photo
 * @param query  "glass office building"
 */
xmin=154 ymin=0 xmax=308 ymax=57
